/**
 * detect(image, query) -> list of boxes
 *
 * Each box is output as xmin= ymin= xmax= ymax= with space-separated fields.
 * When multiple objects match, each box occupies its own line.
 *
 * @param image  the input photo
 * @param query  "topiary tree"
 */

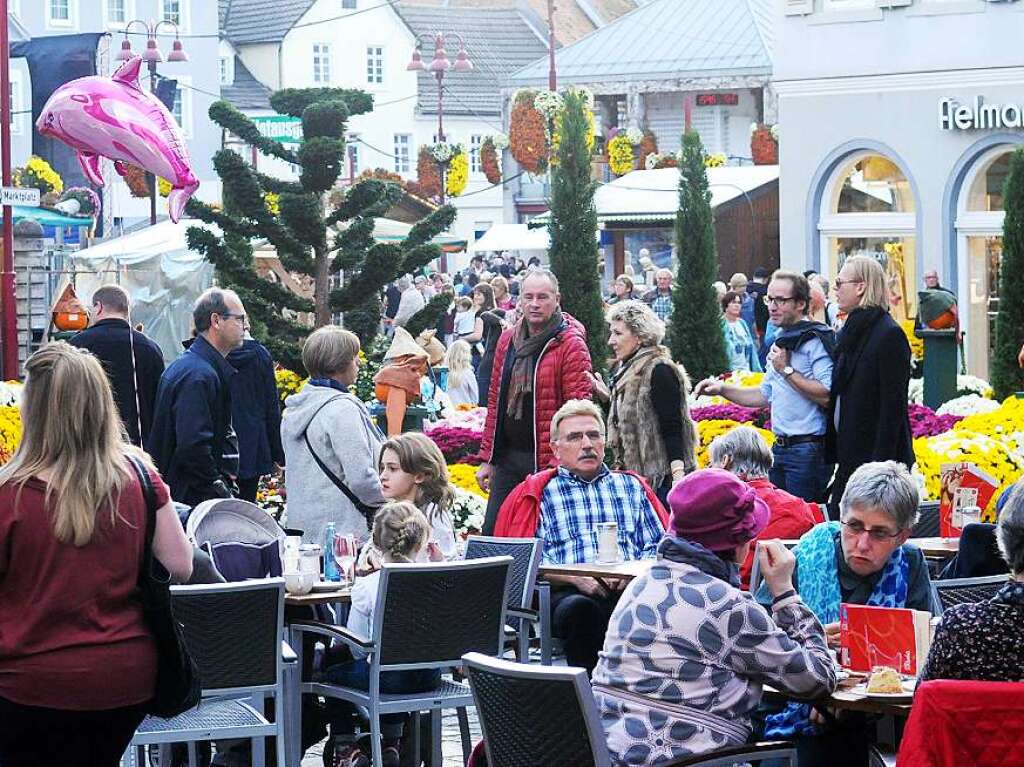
xmin=547 ymin=87 xmax=607 ymax=373
xmin=992 ymin=146 xmax=1024 ymax=399
xmin=186 ymin=90 xmax=456 ymax=370
xmin=668 ymin=129 xmax=729 ymax=380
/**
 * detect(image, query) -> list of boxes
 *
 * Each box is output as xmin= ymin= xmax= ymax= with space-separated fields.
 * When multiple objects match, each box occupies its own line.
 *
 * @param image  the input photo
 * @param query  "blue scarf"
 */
xmin=308 ymin=377 xmax=349 ymax=393
xmin=765 ymin=522 xmax=909 ymax=738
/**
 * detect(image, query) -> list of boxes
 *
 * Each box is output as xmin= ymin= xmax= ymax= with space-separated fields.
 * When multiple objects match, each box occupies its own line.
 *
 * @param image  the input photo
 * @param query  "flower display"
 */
xmin=937 ymin=395 xmax=1001 ymax=418
xmin=954 ymin=395 xmax=1024 ymax=436
xmin=0 ymin=381 xmax=23 ymax=408
xmin=907 ymin=403 xmax=963 ymax=438
xmin=255 ymin=474 xmax=285 ymax=522
xmin=908 ymin=375 xmax=993 ymax=405
xmin=14 ymin=155 xmax=63 ymax=196
xmin=607 ymin=134 xmax=636 ymax=176
xmin=533 ymin=89 xmax=564 ymax=121
xmin=749 ymin=123 xmax=778 ymax=165
xmin=0 ymin=405 xmax=23 ymax=465
xmin=481 ymin=137 xmax=502 ymax=185
xmin=695 ymin=419 xmax=775 ymax=469
xmin=725 ymin=371 xmax=765 ymax=388
xmin=704 ymin=153 xmax=727 ymax=168
xmin=58 ymin=187 xmax=100 ymax=217
xmin=416 ymin=146 xmax=442 ymax=199
xmin=430 ymin=142 xmax=457 ymax=163
xmin=448 ymin=462 xmax=488 ymax=499
xmin=445 ymin=146 xmax=469 ymax=197
xmin=426 ymin=406 xmax=487 ymax=435
xmin=900 ymin=319 xmax=924 ymax=362
xmin=275 ymin=368 xmax=305 ymax=404
xmin=690 ymin=403 xmax=769 ymax=427
xmin=450 ymin=488 xmax=486 ymax=538
xmin=428 ymin=425 xmax=482 ymax=465
xmin=509 ymin=91 xmax=549 ymax=174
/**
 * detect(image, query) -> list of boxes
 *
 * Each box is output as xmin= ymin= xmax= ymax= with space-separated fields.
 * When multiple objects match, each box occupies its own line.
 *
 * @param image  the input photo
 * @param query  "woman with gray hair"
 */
xmin=919 ymin=482 xmax=1024 ymax=682
xmin=709 ymin=426 xmax=822 ymax=588
xmin=592 ymin=300 xmax=697 ymax=501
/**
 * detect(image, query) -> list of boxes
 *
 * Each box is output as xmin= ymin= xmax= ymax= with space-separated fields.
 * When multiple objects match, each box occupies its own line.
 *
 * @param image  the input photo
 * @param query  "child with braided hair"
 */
xmin=325 ymin=502 xmax=441 ymax=767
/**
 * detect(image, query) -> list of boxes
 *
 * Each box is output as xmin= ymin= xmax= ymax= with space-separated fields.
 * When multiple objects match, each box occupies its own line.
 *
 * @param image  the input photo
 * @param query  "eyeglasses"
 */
xmin=558 ymin=430 xmax=604 ymax=444
xmin=841 ymin=519 xmax=902 ymax=542
xmin=763 ymin=295 xmax=796 ymax=306
xmin=834 ymin=278 xmax=864 ymax=289
xmin=218 ymin=312 xmax=247 ymax=324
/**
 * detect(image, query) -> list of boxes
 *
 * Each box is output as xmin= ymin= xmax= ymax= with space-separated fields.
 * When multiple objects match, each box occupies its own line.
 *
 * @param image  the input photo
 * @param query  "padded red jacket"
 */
xmin=479 ymin=314 xmax=592 ymax=472
xmin=898 ymin=680 xmax=1024 ymax=767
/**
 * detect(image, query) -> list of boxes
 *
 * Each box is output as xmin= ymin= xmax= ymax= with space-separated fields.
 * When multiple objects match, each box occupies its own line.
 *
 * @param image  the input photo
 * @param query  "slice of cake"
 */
xmin=866 ymin=666 xmax=903 ymax=694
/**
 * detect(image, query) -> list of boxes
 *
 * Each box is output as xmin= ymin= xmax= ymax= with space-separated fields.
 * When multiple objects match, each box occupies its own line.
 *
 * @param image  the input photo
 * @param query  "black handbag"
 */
xmin=128 ymin=455 xmax=202 ymax=718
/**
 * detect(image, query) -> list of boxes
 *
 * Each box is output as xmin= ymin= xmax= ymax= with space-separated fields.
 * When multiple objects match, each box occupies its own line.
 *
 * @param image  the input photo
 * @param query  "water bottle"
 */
xmin=323 ymin=522 xmax=340 ymax=581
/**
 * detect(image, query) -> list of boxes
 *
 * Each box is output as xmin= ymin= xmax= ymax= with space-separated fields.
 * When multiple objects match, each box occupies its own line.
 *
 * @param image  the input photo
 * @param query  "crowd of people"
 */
xmin=0 ymin=251 xmax=1022 ymax=767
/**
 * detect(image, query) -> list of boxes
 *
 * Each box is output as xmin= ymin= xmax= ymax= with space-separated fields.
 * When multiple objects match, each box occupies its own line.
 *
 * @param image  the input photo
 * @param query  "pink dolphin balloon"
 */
xmin=36 ymin=56 xmax=199 ymax=223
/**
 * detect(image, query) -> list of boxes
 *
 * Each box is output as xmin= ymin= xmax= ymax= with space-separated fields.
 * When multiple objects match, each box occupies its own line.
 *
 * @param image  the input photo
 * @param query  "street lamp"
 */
xmin=116 ymin=20 xmax=189 ymax=224
xmin=407 ymin=32 xmax=472 ymax=204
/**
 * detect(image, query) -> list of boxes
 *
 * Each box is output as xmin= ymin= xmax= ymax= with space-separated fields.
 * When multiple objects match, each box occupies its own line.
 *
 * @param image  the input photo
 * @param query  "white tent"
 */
xmin=67 ymin=219 xmax=218 ymax=362
xmin=469 ymin=224 xmax=550 ymax=253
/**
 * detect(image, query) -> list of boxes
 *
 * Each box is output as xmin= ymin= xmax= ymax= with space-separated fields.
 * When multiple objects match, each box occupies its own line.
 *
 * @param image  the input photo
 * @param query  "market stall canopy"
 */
xmin=66 ymin=219 xmax=217 ymax=362
xmin=469 ymin=224 xmax=550 ymax=253
xmin=369 ymin=218 xmax=466 ymax=251
xmin=0 ymin=205 xmax=93 ymax=227
xmin=529 ymin=165 xmax=780 ymax=227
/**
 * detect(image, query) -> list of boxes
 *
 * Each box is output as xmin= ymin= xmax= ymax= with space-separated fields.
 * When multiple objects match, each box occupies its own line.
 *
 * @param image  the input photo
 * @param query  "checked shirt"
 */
xmin=537 ymin=465 xmax=664 ymax=565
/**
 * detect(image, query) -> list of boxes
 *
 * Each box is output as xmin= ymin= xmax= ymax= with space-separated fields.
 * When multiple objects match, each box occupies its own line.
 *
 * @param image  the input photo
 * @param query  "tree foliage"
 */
xmin=668 ymin=130 xmax=729 ymax=380
xmin=992 ymin=147 xmax=1024 ymax=398
xmin=547 ymin=88 xmax=607 ymax=374
xmin=187 ymin=89 xmax=455 ymax=370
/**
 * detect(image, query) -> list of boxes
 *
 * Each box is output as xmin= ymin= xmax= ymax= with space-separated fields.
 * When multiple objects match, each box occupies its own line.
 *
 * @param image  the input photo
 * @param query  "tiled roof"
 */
xmin=222 ymin=0 xmax=316 ymax=45
xmin=393 ymin=4 xmax=549 ymax=117
xmin=221 ymin=57 xmax=273 ymax=111
xmin=512 ymin=0 xmax=774 ymax=85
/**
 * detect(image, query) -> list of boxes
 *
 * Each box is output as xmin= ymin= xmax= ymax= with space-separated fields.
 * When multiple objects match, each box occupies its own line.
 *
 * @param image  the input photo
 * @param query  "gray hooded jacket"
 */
xmin=280 ymin=384 xmax=386 ymax=544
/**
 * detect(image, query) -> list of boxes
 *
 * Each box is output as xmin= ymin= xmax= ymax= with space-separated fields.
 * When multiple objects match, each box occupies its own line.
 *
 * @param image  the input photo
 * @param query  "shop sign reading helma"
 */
xmin=939 ymin=97 xmax=1024 ymax=131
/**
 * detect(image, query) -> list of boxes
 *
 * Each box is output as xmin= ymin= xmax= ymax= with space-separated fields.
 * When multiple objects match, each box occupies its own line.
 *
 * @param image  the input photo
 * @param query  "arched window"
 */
xmin=957 ymin=147 xmax=1015 ymax=378
xmin=819 ymin=152 xmax=917 ymax=322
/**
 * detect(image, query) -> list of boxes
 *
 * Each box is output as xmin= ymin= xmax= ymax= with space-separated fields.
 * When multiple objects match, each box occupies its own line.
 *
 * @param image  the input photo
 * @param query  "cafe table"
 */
xmin=538 ymin=559 xmax=654 ymax=592
xmin=765 ymin=672 xmax=915 ymax=718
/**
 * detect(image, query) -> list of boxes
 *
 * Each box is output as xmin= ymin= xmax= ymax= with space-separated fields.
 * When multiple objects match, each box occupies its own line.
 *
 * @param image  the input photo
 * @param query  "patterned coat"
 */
xmin=592 ymin=538 xmax=836 ymax=766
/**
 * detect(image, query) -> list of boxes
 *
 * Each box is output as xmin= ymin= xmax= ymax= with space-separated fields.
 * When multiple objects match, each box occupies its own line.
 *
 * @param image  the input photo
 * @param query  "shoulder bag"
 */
xmin=128 ymin=455 xmax=202 ymax=718
xmin=303 ymin=396 xmax=382 ymax=528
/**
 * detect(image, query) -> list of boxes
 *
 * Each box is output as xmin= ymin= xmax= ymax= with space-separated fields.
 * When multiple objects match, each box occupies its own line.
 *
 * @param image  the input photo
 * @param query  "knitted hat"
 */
xmin=667 ymin=468 xmax=769 ymax=552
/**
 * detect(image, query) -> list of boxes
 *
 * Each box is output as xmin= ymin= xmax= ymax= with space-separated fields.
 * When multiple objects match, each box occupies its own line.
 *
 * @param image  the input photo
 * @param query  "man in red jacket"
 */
xmin=709 ymin=425 xmax=824 ymax=589
xmin=476 ymin=270 xmax=593 ymax=534
xmin=494 ymin=400 xmax=669 ymax=672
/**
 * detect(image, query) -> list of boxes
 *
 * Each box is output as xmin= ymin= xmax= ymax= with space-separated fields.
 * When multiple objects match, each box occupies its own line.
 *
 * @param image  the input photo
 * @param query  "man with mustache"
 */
xmin=493 ymin=399 xmax=669 ymax=673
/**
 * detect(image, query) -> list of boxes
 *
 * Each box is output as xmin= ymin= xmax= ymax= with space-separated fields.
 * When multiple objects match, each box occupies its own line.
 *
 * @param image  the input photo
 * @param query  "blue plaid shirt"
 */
xmin=537 ymin=466 xmax=665 ymax=565
xmin=649 ymin=292 xmax=673 ymax=321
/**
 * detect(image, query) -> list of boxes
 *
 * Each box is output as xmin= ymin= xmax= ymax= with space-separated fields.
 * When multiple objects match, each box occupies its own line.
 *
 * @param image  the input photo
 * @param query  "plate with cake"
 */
xmin=858 ymin=667 xmax=916 ymax=700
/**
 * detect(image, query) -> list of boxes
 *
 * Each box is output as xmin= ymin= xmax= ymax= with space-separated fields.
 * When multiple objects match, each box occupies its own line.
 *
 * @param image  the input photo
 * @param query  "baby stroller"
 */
xmin=186 ymin=498 xmax=286 ymax=583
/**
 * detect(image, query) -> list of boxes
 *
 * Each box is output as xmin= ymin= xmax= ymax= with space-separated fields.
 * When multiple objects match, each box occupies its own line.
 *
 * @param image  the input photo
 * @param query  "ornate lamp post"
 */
xmin=115 ymin=20 xmax=189 ymax=224
xmin=407 ymin=32 xmax=472 ymax=204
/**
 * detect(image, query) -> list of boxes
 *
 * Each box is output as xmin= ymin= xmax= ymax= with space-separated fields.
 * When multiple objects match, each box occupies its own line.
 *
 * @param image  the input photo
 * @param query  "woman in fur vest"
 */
xmin=592 ymin=300 xmax=698 ymax=503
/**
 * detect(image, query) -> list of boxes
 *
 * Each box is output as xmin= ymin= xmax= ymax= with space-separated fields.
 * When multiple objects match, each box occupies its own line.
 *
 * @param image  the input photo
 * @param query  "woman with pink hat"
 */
xmin=591 ymin=468 xmax=836 ymax=765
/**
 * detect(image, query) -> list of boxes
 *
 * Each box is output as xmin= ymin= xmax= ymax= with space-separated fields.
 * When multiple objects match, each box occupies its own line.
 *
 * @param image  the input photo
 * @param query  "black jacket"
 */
xmin=227 ymin=340 xmax=284 ymax=480
xmin=68 ymin=318 xmax=165 ymax=447
xmin=149 ymin=334 xmax=236 ymax=505
xmin=827 ymin=311 xmax=914 ymax=489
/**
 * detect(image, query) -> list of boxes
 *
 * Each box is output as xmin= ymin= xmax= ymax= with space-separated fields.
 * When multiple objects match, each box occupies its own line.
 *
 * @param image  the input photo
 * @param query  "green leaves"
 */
xmin=207 ymin=100 xmax=298 ymax=165
xmin=270 ymin=88 xmax=373 ymax=119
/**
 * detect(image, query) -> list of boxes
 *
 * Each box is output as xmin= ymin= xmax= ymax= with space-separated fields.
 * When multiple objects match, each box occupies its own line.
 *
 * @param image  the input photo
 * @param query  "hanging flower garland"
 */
xmin=607 ymin=133 xmax=636 ymax=176
xmin=750 ymin=122 xmax=779 ymax=165
xmin=509 ymin=90 xmax=549 ymax=174
xmin=481 ymin=137 xmax=502 ymax=185
xmin=416 ymin=146 xmax=442 ymax=200
xmin=446 ymin=145 xmax=469 ymax=197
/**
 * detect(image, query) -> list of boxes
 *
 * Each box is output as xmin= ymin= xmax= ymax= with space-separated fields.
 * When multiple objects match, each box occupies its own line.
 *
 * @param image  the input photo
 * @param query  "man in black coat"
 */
xmin=227 ymin=338 xmax=285 ymax=503
xmin=69 ymin=284 xmax=165 ymax=448
xmin=149 ymin=288 xmax=247 ymax=506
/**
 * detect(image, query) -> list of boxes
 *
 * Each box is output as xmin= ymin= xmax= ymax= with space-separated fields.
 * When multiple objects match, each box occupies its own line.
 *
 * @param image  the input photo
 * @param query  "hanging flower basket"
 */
xmin=607 ymin=134 xmax=636 ymax=176
xmin=446 ymin=146 xmax=469 ymax=197
xmin=416 ymin=146 xmax=442 ymax=200
xmin=481 ymin=137 xmax=502 ymax=185
xmin=122 ymin=163 xmax=152 ymax=198
xmin=509 ymin=91 xmax=549 ymax=174
xmin=750 ymin=123 xmax=778 ymax=165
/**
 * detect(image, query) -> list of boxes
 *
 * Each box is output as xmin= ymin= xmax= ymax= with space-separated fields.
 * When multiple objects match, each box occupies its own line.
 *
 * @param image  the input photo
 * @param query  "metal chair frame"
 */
xmin=911 ymin=501 xmax=941 ymax=539
xmin=464 ymin=535 xmax=549 ymax=663
xmin=931 ymin=574 xmax=1009 ymax=613
xmin=126 ymin=578 xmax=288 ymax=767
xmin=291 ymin=557 xmax=513 ymax=767
xmin=463 ymin=652 xmax=797 ymax=767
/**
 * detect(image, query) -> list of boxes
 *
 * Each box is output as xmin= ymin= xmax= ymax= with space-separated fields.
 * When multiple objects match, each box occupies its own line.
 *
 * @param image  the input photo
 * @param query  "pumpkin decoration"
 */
xmin=52 ymin=283 xmax=89 ymax=331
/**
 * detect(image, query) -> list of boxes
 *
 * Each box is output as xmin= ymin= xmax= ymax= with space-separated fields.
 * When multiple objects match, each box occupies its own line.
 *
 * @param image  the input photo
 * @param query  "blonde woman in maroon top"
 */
xmin=0 ymin=342 xmax=193 ymax=767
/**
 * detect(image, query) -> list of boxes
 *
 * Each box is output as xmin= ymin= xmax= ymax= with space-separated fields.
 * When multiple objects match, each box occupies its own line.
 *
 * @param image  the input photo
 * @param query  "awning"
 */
xmin=0 ymin=205 xmax=94 ymax=227
xmin=469 ymin=223 xmax=550 ymax=253
xmin=369 ymin=217 xmax=466 ymax=252
xmin=530 ymin=165 xmax=779 ymax=227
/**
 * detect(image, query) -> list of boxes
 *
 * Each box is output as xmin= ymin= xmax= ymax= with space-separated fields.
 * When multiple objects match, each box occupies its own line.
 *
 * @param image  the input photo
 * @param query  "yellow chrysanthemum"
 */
xmin=446 ymin=149 xmax=469 ymax=197
xmin=695 ymin=419 xmax=775 ymax=468
xmin=608 ymin=134 xmax=635 ymax=176
xmin=447 ymin=463 xmax=488 ymax=499
xmin=900 ymin=320 xmax=924 ymax=362
xmin=0 ymin=405 xmax=23 ymax=465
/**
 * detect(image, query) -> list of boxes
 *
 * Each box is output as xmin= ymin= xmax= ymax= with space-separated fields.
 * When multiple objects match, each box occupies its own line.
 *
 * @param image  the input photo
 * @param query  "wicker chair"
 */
xmin=126 ymin=578 xmax=287 ymax=767
xmin=464 ymin=535 xmax=548 ymax=663
xmin=931 ymin=574 xmax=1009 ymax=612
xmin=291 ymin=556 xmax=513 ymax=767
xmin=463 ymin=652 xmax=796 ymax=767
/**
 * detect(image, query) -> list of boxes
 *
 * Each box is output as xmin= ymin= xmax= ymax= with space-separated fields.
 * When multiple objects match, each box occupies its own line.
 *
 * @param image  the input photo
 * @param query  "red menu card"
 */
xmin=839 ymin=603 xmax=933 ymax=675
xmin=939 ymin=462 xmax=999 ymax=538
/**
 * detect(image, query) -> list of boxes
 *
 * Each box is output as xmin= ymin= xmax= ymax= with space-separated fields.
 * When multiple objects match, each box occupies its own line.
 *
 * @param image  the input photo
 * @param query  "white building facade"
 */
xmin=776 ymin=0 xmax=1024 ymax=378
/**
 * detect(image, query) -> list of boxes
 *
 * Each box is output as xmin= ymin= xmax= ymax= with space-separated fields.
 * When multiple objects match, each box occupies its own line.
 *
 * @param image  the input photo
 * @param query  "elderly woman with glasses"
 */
xmin=919 ymin=481 xmax=1024 ymax=683
xmin=759 ymin=460 xmax=938 ymax=767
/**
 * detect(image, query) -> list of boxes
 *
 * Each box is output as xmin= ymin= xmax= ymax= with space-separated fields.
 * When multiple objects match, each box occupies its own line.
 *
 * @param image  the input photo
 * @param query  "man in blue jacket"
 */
xmin=228 ymin=337 xmax=284 ymax=503
xmin=149 ymin=288 xmax=247 ymax=506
